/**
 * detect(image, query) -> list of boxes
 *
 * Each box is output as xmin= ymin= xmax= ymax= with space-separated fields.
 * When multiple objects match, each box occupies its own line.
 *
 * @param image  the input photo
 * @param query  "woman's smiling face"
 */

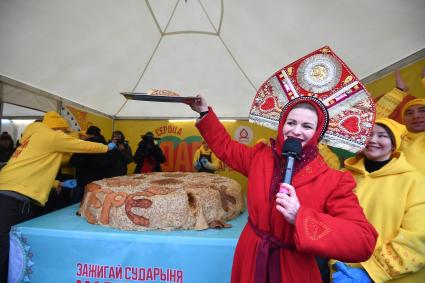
xmin=363 ymin=124 xmax=393 ymax=161
xmin=281 ymin=107 xmax=318 ymax=147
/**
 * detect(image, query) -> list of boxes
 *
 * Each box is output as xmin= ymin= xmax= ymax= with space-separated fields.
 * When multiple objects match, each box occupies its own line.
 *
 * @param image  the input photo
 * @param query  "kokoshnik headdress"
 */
xmin=249 ymin=46 xmax=376 ymax=153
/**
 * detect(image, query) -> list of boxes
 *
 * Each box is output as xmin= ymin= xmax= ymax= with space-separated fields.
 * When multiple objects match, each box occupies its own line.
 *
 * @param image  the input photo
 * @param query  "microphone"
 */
xmin=281 ymin=137 xmax=302 ymax=189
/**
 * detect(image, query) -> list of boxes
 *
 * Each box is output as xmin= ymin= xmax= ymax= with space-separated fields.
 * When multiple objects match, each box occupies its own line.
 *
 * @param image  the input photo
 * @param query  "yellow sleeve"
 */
xmin=53 ymin=131 xmax=108 ymax=153
xmin=361 ymin=186 xmax=425 ymax=282
xmin=421 ymin=77 xmax=425 ymax=90
xmin=375 ymin=88 xmax=408 ymax=119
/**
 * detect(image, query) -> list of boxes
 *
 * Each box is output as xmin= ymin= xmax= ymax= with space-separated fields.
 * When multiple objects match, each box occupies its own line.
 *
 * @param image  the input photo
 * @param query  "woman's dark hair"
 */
xmin=86 ymin=126 xmax=101 ymax=136
xmin=0 ymin=132 xmax=14 ymax=149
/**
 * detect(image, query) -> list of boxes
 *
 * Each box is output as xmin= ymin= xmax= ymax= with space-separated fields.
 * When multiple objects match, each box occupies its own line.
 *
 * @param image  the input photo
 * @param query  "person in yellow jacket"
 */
xmin=193 ymin=140 xmax=220 ymax=173
xmin=375 ymin=67 xmax=425 ymax=175
xmin=400 ymin=98 xmax=425 ymax=175
xmin=332 ymin=118 xmax=425 ymax=283
xmin=0 ymin=111 xmax=116 ymax=283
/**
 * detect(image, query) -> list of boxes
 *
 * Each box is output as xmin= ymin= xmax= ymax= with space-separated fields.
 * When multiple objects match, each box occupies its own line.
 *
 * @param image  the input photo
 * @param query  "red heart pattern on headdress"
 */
xmin=260 ymin=97 xmax=277 ymax=112
xmin=340 ymin=115 xmax=360 ymax=134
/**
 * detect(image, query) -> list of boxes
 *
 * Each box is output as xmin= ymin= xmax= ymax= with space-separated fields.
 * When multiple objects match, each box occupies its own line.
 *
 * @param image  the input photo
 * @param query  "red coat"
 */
xmin=197 ymin=109 xmax=377 ymax=283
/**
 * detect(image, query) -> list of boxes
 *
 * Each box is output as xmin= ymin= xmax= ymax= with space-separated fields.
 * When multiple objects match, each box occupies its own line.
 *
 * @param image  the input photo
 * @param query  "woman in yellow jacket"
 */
xmin=332 ymin=118 xmax=425 ymax=283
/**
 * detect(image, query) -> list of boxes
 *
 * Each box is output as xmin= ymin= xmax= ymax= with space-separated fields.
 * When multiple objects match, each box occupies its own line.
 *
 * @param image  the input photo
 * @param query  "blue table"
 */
xmin=9 ymin=204 xmax=247 ymax=283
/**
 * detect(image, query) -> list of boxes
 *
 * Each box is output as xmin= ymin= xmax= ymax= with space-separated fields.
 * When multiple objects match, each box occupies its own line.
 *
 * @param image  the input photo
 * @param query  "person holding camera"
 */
xmin=133 ymin=132 xmax=166 ymax=173
xmin=107 ymin=130 xmax=133 ymax=177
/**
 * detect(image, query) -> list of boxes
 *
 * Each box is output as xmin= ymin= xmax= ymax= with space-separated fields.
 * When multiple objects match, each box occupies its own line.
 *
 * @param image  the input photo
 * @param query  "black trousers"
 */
xmin=0 ymin=193 xmax=33 ymax=283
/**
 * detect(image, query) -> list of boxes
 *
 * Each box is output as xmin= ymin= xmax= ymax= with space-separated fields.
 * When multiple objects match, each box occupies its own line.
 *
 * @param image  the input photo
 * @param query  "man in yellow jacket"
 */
xmin=0 ymin=111 xmax=115 ymax=283
xmin=400 ymin=98 xmax=425 ymax=175
xmin=374 ymin=67 xmax=425 ymax=175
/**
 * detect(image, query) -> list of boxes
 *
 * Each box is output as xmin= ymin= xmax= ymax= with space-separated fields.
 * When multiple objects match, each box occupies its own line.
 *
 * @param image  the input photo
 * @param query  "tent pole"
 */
xmin=57 ymin=100 xmax=63 ymax=114
xmin=0 ymin=82 xmax=3 ymax=133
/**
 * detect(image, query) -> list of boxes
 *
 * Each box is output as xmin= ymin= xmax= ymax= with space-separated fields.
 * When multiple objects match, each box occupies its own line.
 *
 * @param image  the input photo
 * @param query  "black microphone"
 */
xmin=281 ymin=137 xmax=302 ymax=185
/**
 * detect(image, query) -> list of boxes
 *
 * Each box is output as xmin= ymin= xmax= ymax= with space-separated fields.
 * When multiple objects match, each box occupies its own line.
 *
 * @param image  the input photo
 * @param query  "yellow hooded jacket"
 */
xmin=0 ymin=122 xmax=108 ymax=205
xmin=344 ymin=152 xmax=425 ymax=282
xmin=400 ymin=131 xmax=425 ymax=175
xmin=399 ymin=97 xmax=425 ymax=176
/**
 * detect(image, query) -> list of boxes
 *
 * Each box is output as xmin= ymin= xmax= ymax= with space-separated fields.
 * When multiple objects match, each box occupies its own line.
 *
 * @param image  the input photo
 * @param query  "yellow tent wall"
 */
xmin=366 ymin=58 xmax=425 ymax=99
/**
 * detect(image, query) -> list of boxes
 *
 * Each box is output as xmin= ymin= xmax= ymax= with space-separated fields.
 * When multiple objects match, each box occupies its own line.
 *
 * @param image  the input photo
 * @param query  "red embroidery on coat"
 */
xmin=304 ymin=216 xmax=330 ymax=240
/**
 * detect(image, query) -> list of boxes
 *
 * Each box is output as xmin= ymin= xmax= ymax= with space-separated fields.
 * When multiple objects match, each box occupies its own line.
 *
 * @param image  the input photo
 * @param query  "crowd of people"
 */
xmin=0 ymin=112 xmax=170 ymax=282
xmin=0 ymin=67 xmax=424 ymax=283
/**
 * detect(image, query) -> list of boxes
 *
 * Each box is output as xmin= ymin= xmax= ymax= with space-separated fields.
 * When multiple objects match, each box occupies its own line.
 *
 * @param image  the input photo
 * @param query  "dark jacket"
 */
xmin=69 ymin=136 xmax=112 ymax=187
xmin=0 ymin=136 xmax=15 ymax=163
xmin=133 ymin=140 xmax=166 ymax=173
xmin=106 ymin=140 xmax=133 ymax=177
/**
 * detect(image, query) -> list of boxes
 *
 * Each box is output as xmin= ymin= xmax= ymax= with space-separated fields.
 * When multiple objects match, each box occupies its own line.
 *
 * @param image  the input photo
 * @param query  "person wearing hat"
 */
xmin=0 ymin=111 xmax=116 ymax=283
xmin=133 ymin=132 xmax=166 ymax=173
xmin=69 ymin=125 xmax=113 ymax=204
xmin=400 ymin=98 xmax=425 ymax=175
xmin=186 ymin=95 xmax=377 ymax=283
xmin=374 ymin=68 xmax=425 ymax=175
xmin=192 ymin=140 xmax=220 ymax=173
xmin=332 ymin=118 xmax=425 ymax=282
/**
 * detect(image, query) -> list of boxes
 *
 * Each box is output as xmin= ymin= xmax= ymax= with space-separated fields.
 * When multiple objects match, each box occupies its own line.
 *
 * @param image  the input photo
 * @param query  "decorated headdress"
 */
xmin=249 ymin=46 xmax=376 ymax=153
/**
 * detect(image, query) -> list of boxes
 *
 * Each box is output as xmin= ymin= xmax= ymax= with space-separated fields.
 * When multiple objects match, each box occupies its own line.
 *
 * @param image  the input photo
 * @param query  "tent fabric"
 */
xmin=1 ymin=0 xmax=425 ymax=118
xmin=2 ymin=103 xmax=45 ymax=118
xmin=1 ymin=83 xmax=58 ymax=114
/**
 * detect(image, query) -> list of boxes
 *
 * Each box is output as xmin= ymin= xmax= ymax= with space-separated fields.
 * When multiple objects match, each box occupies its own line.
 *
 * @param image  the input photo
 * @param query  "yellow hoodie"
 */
xmin=400 ymin=131 xmax=425 ymax=175
xmin=344 ymin=152 xmax=425 ymax=282
xmin=0 ymin=122 xmax=108 ymax=205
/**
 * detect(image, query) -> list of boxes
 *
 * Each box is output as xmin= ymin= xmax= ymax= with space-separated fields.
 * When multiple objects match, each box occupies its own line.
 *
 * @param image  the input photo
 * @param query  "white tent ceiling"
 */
xmin=1 ymin=0 xmax=425 ymax=119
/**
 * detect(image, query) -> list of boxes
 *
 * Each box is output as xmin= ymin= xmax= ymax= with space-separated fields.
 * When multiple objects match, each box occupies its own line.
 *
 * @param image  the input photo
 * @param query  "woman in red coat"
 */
xmin=187 ymin=95 xmax=378 ymax=283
